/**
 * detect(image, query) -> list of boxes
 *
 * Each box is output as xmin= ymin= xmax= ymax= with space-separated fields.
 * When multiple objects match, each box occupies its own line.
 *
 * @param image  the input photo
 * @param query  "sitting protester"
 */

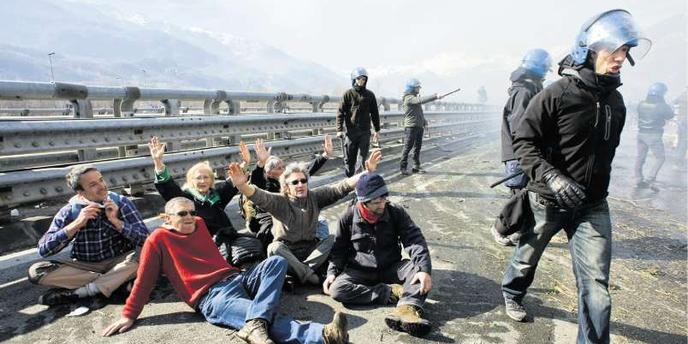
xmin=323 ymin=173 xmax=433 ymax=337
xmin=227 ymin=150 xmax=382 ymax=286
xmin=28 ymin=165 xmax=148 ymax=306
xmin=242 ymin=137 xmax=333 ymax=247
xmin=148 ymin=136 xmax=256 ymax=263
xmin=102 ymin=197 xmax=348 ymax=344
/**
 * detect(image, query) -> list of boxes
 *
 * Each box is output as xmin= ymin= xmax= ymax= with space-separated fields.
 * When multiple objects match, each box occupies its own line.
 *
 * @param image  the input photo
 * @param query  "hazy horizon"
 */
xmin=3 ymin=0 xmax=686 ymax=103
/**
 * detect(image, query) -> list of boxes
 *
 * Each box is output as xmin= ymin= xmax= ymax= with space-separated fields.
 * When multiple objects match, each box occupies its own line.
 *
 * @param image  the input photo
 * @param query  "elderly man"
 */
xmin=323 ymin=173 xmax=433 ymax=337
xmin=501 ymin=9 xmax=650 ymax=344
xmin=28 ymin=165 xmax=149 ymax=306
xmin=227 ymin=150 xmax=382 ymax=286
xmin=102 ymin=197 xmax=348 ymax=344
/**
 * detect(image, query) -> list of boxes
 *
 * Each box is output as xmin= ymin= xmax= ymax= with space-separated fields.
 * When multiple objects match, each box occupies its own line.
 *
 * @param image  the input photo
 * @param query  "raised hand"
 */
xmin=365 ymin=149 xmax=383 ymax=172
xmin=227 ymin=162 xmax=249 ymax=187
xmin=255 ymin=138 xmax=272 ymax=167
xmin=239 ymin=141 xmax=251 ymax=169
xmin=148 ymin=136 xmax=166 ymax=171
xmin=323 ymin=134 xmax=333 ymax=158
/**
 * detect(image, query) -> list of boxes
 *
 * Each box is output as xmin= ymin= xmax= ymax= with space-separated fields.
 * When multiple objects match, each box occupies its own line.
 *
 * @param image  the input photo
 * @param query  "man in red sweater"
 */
xmin=102 ymin=197 xmax=348 ymax=344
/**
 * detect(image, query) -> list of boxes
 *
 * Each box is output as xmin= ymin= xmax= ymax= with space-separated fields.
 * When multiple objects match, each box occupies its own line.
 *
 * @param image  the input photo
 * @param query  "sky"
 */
xmin=59 ymin=0 xmax=688 ymax=100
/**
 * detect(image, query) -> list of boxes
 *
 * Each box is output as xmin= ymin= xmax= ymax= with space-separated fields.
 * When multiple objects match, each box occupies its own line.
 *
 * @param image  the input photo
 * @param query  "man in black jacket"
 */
xmin=634 ymin=82 xmax=675 ymax=187
xmin=336 ymin=67 xmax=381 ymax=177
xmin=323 ymin=173 xmax=433 ymax=337
xmin=500 ymin=9 xmax=651 ymax=344
xmin=492 ymin=49 xmax=552 ymax=246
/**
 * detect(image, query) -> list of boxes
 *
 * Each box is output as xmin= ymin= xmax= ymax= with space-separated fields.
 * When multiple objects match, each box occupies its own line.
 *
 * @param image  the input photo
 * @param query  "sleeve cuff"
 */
xmin=154 ymin=167 xmax=171 ymax=183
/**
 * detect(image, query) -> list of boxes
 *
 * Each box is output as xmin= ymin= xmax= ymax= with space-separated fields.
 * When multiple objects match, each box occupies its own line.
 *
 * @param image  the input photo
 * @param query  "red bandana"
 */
xmin=357 ymin=202 xmax=379 ymax=224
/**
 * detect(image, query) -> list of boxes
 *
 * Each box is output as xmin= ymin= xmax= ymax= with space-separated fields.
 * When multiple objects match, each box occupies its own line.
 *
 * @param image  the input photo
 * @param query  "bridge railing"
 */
xmin=0 ymin=80 xmax=498 ymax=209
xmin=0 ymin=81 xmax=488 ymax=117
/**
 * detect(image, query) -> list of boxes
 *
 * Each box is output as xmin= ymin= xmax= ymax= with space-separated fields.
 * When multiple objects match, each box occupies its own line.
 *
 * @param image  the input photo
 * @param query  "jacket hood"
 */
xmin=510 ymin=67 xmax=543 ymax=84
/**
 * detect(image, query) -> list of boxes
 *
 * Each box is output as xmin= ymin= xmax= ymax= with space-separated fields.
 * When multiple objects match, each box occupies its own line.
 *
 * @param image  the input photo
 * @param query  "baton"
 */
xmin=440 ymin=88 xmax=461 ymax=98
xmin=490 ymin=170 xmax=525 ymax=188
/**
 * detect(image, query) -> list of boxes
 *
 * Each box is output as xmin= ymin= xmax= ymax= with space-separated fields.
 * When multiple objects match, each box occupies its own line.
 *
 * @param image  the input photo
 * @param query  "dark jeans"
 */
xmin=400 ymin=127 xmax=424 ymax=170
xmin=502 ymin=193 xmax=612 ymax=344
xmin=197 ymin=256 xmax=324 ymax=343
xmin=328 ymin=260 xmax=427 ymax=309
xmin=343 ymin=131 xmax=371 ymax=177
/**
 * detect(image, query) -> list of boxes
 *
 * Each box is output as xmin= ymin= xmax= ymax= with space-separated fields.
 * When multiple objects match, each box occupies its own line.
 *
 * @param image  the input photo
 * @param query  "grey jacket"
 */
xmin=247 ymin=180 xmax=353 ymax=243
xmin=402 ymin=93 xmax=438 ymax=128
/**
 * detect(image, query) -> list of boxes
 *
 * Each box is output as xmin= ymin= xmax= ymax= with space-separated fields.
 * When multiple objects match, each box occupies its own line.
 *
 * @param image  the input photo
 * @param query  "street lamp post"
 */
xmin=48 ymin=52 xmax=55 ymax=82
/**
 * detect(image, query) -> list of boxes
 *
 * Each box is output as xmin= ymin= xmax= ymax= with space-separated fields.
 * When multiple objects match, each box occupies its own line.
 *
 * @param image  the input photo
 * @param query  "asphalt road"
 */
xmin=0 ymin=129 xmax=685 ymax=344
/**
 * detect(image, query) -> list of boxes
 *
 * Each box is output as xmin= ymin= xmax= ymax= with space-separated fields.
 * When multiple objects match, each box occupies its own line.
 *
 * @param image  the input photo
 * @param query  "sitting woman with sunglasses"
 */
xmin=148 ymin=136 xmax=250 ymax=262
xmin=241 ymin=136 xmax=333 ymax=249
xmin=227 ymin=149 xmax=382 ymax=286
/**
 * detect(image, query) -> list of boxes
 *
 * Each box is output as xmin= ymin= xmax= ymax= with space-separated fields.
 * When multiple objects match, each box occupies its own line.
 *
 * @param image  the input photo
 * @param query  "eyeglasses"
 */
xmin=171 ymin=210 xmax=197 ymax=217
xmin=288 ymin=178 xmax=308 ymax=186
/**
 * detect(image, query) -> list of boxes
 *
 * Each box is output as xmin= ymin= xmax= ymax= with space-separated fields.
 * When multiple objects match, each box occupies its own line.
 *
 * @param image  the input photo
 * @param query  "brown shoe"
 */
xmin=384 ymin=304 xmax=431 ymax=337
xmin=388 ymin=284 xmax=404 ymax=304
xmin=323 ymin=311 xmax=348 ymax=344
xmin=236 ymin=318 xmax=275 ymax=344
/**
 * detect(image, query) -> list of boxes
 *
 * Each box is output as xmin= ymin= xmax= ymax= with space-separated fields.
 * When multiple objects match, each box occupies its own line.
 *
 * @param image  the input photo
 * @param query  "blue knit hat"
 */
xmin=356 ymin=173 xmax=389 ymax=202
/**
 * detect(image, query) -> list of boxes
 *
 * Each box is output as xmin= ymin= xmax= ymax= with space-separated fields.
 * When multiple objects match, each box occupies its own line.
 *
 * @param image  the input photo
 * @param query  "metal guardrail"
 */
xmin=0 ymin=111 xmax=488 ymax=156
xmin=0 ymin=118 xmax=495 ymax=208
xmin=0 ymin=80 xmax=496 ymax=209
xmin=0 ymin=80 xmax=488 ymax=117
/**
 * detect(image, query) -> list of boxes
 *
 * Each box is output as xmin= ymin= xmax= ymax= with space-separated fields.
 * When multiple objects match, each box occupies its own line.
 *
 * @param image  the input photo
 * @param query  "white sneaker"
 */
xmin=491 ymin=225 xmax=514 ymax=246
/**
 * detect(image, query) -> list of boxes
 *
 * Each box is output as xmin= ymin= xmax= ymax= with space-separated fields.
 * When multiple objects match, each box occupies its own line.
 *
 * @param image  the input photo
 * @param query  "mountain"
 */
xmin=0 ymin=0 xmax=344 ymax=94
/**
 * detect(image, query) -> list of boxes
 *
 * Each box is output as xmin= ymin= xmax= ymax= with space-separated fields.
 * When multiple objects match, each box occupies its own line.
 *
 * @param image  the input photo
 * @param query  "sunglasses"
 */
xmin=171 ymin=210 xmax=197 ymax=217
xmin=288 ymin=178 xmax=308 ymax=186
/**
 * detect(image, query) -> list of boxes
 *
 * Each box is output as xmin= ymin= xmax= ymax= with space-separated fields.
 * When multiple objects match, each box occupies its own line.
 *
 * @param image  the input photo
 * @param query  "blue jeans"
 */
xmin=502 ymin=193 xmax=612 ymax=344
xmin=197 ymin=256 xmax=324 ymax=344
xmin=316 ymin=217 xmax=329 ymax=241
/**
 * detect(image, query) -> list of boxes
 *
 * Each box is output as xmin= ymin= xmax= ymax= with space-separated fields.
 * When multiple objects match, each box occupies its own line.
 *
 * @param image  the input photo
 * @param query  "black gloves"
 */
xmin=543 ymin=170 xmax=586 ymax=208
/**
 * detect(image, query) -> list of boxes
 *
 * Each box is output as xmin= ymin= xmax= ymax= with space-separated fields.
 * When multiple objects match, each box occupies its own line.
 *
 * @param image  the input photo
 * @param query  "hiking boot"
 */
xmin=384 ymin=304 xmax=431 ymax=337
xmin=236 ymin=318 xmax=275 ymax=344
xmin=505 ymin=299 xmax=528 ymax=322
xmin=491 ymin=224 xmax=514 ymax=246
xmin=411 ymin=167 xmax=426 ymax=174
xmin=388 ymin=284 xmax=404 ymax=304
xmin=400 ymin=169 xmax=411 ymax=176
xmin=323 ymin=311 xmax=348 ymax=344
xmin=38 ymin=288 xmax=80 ymax=306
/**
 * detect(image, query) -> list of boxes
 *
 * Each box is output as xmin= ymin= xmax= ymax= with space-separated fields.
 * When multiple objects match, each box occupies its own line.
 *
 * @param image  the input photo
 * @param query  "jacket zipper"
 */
xmin=585 ymin=102 xmax=600 ymax=188
xmin=604 ymin=104 xmax=612 ymax=141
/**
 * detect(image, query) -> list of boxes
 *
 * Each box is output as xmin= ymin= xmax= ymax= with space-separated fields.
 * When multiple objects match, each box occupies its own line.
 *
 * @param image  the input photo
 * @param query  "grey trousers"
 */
xmin=635 ymin=131 xmax=666 ymax=182
xmin=266 ymin=235 xmax=334 ymax=283
xmin=328 ymin=259 xmax=427 ymax=309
